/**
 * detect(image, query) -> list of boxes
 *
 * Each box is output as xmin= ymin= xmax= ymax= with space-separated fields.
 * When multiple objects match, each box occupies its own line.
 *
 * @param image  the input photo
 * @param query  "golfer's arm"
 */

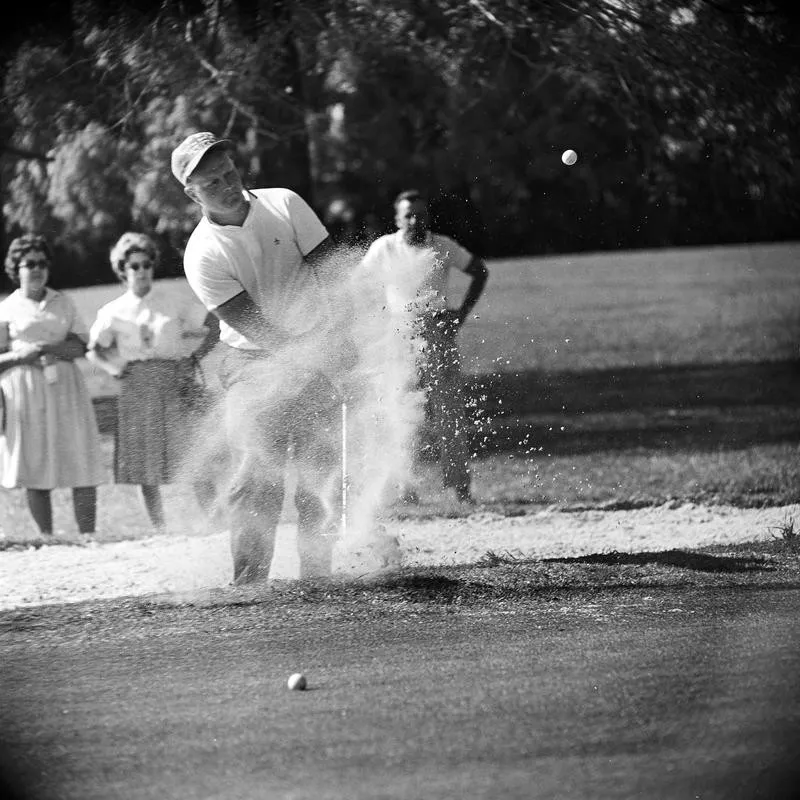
xmin=304 ymin=235 xmax=360 ymax=326
xmin=304 ymin=236 xmax=340 ymax=285
xmin=213 ymin=292 xmax=290 ymax=350
xmin=304 ymin=235 xmax=336 ymax=267
xmin=41 ymin=332 xmax=88 ymax=361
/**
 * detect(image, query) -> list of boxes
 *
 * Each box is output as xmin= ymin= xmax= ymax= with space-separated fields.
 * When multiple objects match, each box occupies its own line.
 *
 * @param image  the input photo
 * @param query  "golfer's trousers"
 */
xmin=218 ymin=347 xmax=341 ymax=583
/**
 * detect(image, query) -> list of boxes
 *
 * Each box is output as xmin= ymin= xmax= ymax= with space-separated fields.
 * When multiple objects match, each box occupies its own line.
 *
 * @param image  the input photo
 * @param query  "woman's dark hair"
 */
xmin=4 ymin=234 xmax=53 ymax=285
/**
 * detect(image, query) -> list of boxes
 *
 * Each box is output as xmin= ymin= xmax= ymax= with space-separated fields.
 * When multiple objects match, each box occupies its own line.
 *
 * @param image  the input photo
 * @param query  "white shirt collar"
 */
xmin=15 ymin=286 xmax=55 ymax=307
xmin=123 ymin=287 xmax=154 ymax=304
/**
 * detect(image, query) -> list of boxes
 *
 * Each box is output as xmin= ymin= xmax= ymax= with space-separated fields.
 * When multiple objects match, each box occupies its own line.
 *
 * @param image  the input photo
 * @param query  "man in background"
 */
xmin=171 ymin=131 xmax=351 ymax=584
xmin=363 ymin=189 xmax=489 ymax=504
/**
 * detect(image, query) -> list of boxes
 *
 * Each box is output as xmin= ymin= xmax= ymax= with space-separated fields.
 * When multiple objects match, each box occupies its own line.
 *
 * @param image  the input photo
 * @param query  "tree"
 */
xmin=1 ymin=0 xmax=798 ymax=279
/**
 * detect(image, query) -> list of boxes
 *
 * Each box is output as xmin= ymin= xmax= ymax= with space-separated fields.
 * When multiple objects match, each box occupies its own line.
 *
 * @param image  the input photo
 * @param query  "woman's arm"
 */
xmin=0 ymin=341 xmax=42 ymax=375
xmin=191 ymin=312 xmax=220 ymax=362
xmin=0 ymin=321 xmax=43 ymax=374
xmin=40 ymin=332 xmax=88 ymax=361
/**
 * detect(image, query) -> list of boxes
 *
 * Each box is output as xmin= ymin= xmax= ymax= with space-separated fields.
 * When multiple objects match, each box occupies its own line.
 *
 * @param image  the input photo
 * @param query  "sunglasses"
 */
xmin=19 ymin=259 xmax=49 ymax=270
xmin=126 ymin=261 xmax=153 ymax=271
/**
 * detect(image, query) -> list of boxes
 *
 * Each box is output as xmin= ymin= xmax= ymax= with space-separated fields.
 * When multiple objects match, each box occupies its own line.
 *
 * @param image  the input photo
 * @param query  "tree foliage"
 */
xmin=0 ymin=0 xmax=798 ymax=286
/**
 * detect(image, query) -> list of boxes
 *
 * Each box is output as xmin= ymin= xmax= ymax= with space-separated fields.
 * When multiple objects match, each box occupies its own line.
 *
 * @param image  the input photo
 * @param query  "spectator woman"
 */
xmin=88 ymin=232 xmax=218 ymax=532
xmin=0 ymin=234 xmax=105 ymax=536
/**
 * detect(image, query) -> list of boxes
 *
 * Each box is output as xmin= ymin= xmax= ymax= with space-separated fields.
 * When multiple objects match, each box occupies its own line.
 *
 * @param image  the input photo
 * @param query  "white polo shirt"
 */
xmin=362 ymin=230 xmax=473 ymax=314
xmin=183 ymin=188 xmax=329 ymax=350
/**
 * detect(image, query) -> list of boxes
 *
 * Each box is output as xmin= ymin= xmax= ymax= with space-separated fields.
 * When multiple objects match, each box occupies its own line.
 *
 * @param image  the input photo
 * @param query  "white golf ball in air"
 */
xmin=287 ymin=672 xmax=307 ymax=691
xmin=561 ymin=149 xmax=578 ymax=166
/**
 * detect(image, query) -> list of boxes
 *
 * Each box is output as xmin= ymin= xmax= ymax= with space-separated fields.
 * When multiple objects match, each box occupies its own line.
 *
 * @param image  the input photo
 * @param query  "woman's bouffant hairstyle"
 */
xmin=109 ymin=232 xmax=159 ymax=281
xmin=4 ymin=234 xmax=53 ymax=285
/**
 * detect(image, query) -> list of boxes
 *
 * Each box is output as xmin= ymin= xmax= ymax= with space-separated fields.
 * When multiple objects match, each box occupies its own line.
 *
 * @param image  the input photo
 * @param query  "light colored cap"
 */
xmin=170 ymin=132 xmax=232 ymax=186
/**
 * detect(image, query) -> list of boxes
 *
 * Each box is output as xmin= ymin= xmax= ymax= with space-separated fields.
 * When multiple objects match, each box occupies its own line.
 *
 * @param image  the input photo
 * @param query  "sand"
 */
xmin=1 ymin=503 xmax=796 ymax=610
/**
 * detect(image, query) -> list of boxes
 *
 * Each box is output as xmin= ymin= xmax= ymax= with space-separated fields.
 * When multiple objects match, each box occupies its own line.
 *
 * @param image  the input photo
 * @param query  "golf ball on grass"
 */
xmin=287 ymin=673 xmax=307 ymax=691
xmin=561 ymin=149 xmax=578 ymax=166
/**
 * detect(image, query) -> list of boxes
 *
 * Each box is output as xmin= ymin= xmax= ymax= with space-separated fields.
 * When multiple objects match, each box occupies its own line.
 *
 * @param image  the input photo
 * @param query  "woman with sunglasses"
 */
xmin=0 ymin=234 xmax=105 ymax=536
xmin=88 ymin=232 xmax=218 ymax=532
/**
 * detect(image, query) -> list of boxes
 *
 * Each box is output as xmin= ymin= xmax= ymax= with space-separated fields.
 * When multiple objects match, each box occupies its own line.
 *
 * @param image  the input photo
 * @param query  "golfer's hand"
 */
xmin=316 ymin=338 xmax=359 ymax=383
xmin=339 ymin=337 xmax=359 ymax=371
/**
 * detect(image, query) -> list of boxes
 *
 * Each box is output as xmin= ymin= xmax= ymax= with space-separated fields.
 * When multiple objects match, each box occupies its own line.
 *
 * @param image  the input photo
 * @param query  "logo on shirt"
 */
xmin=273 ymin=238 xmax=281 ymax=246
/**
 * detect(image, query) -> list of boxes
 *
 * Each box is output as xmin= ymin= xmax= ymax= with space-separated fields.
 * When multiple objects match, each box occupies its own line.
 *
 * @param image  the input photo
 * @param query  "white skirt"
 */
xmin=0 ymin=361 xmax=106 ymax=490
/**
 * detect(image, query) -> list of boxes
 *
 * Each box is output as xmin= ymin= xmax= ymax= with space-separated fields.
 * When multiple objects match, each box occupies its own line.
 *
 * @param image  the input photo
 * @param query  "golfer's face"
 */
xmin=187 ymin=151 xmax=246 ymax=216
xmin=395 ymin=199 xmax=428 ymax=244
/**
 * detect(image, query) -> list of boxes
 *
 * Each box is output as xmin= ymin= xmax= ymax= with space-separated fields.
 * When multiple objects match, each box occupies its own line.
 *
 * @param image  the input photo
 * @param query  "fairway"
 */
xmin=2 ymin=585 xmax=799 ymax=800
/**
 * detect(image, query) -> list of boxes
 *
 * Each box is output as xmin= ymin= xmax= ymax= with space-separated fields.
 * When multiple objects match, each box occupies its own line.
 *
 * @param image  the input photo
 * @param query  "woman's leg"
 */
xmin=72 ymin=486 xmax=97 ymax=534
xmin=141 ymin=484 xmax=166 ymax=530
xmin=25 ymin=489 xmax=53 ymax=534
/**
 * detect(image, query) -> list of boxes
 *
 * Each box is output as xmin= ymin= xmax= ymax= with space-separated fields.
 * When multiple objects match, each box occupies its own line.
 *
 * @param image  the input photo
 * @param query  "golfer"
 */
xmin=363 ymin=189 xmax=489 ymax=504
xmin=172 ymin=131 xmax=349 ymax=584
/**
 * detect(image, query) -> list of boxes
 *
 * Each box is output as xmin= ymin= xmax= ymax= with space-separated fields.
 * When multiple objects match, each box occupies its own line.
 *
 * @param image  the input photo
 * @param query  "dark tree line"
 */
xmin=1 ymin=0 xmax=798 ymax=288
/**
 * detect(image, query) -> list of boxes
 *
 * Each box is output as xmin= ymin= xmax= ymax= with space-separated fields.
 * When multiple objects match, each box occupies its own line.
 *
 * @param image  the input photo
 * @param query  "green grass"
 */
xmin=459 ymin=241 xmax=800 ymax=373
xmin=43 ymin=239 xmax=800 ymax=395
xmin=1 ymin=242 xmax=798 ymax=543
xmin=4 ymin=578 xmax=800 ymax=800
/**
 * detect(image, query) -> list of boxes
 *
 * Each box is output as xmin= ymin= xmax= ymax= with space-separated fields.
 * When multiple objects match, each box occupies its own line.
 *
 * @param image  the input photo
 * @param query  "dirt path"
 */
xmin=1 ymin=503 xmax=796 ymax=611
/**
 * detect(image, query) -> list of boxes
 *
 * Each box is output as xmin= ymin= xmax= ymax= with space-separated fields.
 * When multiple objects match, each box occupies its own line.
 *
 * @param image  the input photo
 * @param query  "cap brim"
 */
xmin=182 ymin=139 xmax=232 ymax=184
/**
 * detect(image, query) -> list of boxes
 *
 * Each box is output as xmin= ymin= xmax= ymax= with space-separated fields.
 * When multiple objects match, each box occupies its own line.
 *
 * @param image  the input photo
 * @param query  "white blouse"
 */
xmin=0 ymin=288 xmax=88 ymax=346
xmin=89 ymin=285 xmax=209 ymax=363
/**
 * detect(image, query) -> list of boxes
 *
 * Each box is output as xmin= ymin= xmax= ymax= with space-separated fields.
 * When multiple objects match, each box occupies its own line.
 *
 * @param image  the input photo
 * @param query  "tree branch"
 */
xmin=0 ymin=143 xmax=53 ymax=162
xmin=184 ymin=19 xmax=282 ymax=142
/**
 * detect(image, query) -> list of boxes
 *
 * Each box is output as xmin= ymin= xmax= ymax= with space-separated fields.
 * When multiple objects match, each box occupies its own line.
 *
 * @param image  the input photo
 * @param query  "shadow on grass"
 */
xmin=464 ymin=357 xmax=800 ymax=455
xmin=542 ymin=549 xmax=776 ymax=573
xmin=379 ymin=573 xmax=491 ymax=601
xmin=480 ymin=410 xmax=800 ymax=456
xmin=468 ymin=358 xmax=800 ymax=416
xmin=93 ymin=359 xmax=800 ymax=456
xmin=348 ymin=560 xmax=785 ymax=604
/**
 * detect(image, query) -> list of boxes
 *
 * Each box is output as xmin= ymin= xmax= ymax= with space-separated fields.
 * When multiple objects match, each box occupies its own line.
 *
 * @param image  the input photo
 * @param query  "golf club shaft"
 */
xmin=341 ymin=401 xmax=347 ymax=539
